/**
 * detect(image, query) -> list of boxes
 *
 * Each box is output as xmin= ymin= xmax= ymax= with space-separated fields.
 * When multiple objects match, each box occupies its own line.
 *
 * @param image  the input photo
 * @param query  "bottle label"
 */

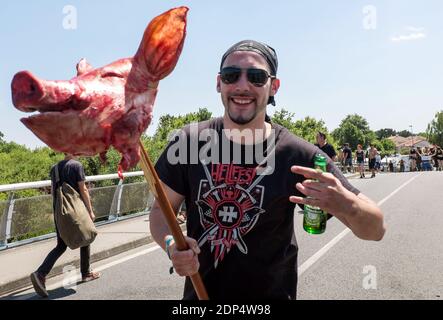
xmin=304 ymin=205 xmax=323 ymax=226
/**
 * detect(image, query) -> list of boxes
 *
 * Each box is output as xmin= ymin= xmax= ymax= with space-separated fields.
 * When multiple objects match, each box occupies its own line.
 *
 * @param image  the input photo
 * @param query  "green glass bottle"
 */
xmin=303 ymin=154 xmax=328 ymax=234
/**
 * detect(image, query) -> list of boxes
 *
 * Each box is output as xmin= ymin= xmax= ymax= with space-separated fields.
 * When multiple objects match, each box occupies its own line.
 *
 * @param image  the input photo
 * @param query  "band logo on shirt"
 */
xmin=196 ymin=164 xmax=266 ymax=268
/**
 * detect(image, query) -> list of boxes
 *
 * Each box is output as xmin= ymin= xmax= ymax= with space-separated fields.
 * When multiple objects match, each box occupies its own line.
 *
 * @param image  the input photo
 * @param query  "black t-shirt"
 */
xmin=155 ymin=118 xmax=360 ymax=300
xmin=50 ymin=159 xmax=86 ymax=199
xmin=356 ymin=150 xmax=365 ymax=162
xmin=314 ymin=143 xmax=337 ymax=160
xmin=343 ymin=147 xmax=352 ymax=159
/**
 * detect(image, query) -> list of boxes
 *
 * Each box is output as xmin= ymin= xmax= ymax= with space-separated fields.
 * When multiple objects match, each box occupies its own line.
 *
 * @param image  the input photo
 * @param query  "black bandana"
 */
xmin=220 ymin=40 xmax=278 ymax=106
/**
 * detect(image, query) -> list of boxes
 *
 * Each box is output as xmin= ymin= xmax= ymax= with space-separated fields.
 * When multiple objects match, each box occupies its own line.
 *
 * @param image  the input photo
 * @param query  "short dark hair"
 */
xmin=317 ymin=132 xmax=326 ymax=139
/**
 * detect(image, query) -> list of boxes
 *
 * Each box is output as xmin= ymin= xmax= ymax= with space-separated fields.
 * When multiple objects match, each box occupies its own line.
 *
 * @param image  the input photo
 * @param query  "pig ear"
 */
xmin=132 ymin=7 xmax=188 ymax=82
xmin=76 ymin=58 xmax=94 ymax=76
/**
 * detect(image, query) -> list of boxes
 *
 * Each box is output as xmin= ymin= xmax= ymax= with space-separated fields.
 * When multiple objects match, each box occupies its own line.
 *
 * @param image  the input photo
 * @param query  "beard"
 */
xmin=228 ymin=108 xmax=257 ymax=125
xmin=223 ymin=94 xmax=267 ymax=125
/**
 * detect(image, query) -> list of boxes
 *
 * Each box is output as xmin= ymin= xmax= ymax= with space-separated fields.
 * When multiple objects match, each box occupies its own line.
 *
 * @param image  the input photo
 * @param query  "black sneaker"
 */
xmin=30 ymin=272 xmax=48 ymax=298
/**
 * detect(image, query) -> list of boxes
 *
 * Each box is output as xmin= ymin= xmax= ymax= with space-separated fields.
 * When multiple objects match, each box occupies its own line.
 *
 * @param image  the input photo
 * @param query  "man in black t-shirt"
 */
xmin=315 ymin=131 xmax=337 ymax=161
xmin=342 ymin=143 xmax=353 ymax=173
xmin=149 ymin=40 xmax=386 ymax=300
xmin=30 ymin=154 xmax=100 ymax=298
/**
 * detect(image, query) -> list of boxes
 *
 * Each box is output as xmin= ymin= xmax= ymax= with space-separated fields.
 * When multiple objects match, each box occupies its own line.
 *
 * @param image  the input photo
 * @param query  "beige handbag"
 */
xmin=54 ymin=164 xmax=97 ymax=249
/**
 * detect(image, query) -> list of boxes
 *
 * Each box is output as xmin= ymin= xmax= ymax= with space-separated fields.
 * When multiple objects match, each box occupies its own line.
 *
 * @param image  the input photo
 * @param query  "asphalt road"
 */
xmin=6 ymin=171 xmax=443 ymax=300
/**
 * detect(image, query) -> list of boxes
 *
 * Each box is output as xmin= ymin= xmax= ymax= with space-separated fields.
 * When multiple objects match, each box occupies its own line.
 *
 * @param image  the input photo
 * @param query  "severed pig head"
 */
xmin=11 ymin=7 xmax=188 ymax=173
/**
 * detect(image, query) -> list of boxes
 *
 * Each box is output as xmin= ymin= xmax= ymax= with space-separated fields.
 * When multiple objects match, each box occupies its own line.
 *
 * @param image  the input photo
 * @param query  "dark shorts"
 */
xmin=369 ymin=158 xmax=376 ymax=169
xmin=344 ymin=158 xmax=353 ymax=166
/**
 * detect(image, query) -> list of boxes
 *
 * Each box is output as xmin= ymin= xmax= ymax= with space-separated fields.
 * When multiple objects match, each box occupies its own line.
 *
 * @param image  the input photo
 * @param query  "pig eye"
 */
xmin=101 ymin=72 xmax=124 ymax=79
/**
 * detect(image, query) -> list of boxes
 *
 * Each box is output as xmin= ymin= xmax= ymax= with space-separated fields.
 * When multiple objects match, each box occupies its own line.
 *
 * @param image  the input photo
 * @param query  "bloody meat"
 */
xmin=11 ymin=7 xmax=188 ymax=175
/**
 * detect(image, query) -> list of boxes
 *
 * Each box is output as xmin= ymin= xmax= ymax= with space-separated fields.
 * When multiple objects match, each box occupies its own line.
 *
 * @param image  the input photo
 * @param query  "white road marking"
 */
xmin=298 ymin=174 xmax=420 ymax=276
xmin=9 ymin=244 xmax=162 ymax=299
xmin=47 ymin=244 xmax=162 ymax=291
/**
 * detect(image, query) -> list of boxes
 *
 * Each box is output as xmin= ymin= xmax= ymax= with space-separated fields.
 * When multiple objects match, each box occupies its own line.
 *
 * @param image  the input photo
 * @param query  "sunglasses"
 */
xmin=219 ymin=67 xmax=275 ymax=87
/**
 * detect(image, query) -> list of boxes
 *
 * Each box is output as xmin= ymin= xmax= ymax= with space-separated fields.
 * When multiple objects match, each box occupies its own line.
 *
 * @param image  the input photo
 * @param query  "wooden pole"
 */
xmin=138 ymin=140 xmax=209 ymax=300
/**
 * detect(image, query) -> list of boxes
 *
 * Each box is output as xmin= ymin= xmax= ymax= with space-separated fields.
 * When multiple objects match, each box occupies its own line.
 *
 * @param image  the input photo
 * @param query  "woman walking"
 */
xmin=356 ymin=144 xmax=366 ymax=178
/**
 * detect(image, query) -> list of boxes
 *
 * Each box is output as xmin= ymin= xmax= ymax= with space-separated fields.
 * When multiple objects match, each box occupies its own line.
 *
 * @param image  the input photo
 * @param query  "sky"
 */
xmin=1 ymin=0 xmax=442 ymax=149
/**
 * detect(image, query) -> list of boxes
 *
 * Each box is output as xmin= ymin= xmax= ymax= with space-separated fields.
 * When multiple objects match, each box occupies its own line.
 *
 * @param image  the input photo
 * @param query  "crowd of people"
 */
xmin=315 ymin=132 xmax=443 ymax=177
xmin=336 ymin=143 xmax=381 ymax=178
xmin=408 ymin=146 xmax=443 ymax=172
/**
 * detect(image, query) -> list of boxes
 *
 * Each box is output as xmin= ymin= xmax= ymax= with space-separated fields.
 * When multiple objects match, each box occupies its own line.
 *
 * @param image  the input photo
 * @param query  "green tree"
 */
xmin=271 ymin=109 xmax=329 ymax=144
xmin=371 ymin=138 xmax=396 ymax=157
xmin=143 ymin=108 xmax=213 ymax=163
xmin=293 ymin=117 xmax=328 ymax=144
xmin=153 ymin=107 xmax=212 ymax=141
xmin=332 ymin=114 xmax=375 ymax=150
xmin=271 ymin=109 xmax=297 ymax=132
xmin=397 ymin=130 xmax=412 ymax=138
xmin=375 ymin=128 xmax=396 ymax=140
xmin=380 ymin=138 xmax=396 ymax=156
xmin=426 ymin=111 xmax=443 ymax=146
xmin=0 ymin=144 xmax=64 ymax=200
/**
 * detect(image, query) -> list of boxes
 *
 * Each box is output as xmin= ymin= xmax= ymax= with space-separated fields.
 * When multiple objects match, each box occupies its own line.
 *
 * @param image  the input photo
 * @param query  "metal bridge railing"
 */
xmin=0 ymin=171 xmax=153 ymax=250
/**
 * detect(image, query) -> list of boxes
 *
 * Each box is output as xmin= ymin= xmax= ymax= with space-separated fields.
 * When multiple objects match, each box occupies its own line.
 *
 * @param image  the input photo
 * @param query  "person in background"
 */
xmin=375 ymin=152 xmax=382 ymax=173
xmin=388 ymin=160 xmax=394 ymax=173
xmin=355 ymin=144 xmax=366 ymax=178
xmin=368 ymin=144 xmax=378 ymax=178
xmin=409 ymin=148 xmax=417 ymax=172
xmin=416 ymin=147 xmax=423 ymax=171
xmin=315 ymin=132 xmax=337 ymax=161
xmin=30 ymin=154 xmax=101 ymax=298
xmin=399 ymin=159 xmax=405 ymax=172
xmin=436 ymin=146 xmax=443 ymax=171
xmin=421 ymin=147 xmax=432 ymax=171
xmin=430 ymin=146 xmax=438 ymax=170
xmin=338 ymin=146 xmax=344 ymax=171
xmin=342 ymin=143 xmax=353 ymax=174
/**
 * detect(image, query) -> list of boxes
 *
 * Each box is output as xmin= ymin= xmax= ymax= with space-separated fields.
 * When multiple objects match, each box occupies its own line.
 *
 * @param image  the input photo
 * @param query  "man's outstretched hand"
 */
xmin=289 ymin=165 xmax=358 ymax=217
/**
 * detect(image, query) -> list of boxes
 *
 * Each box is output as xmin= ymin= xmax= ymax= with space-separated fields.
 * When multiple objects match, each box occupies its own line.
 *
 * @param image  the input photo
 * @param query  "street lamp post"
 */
xmin=409 ymin=125 xmax=414 ymax=148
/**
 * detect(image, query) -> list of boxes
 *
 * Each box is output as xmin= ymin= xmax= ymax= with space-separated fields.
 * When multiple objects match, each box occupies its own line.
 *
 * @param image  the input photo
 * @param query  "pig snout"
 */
xmin=11 ymin=71 xmax=45 ymax=112
xmin=11 ymin=71 xmax=78 ymax=113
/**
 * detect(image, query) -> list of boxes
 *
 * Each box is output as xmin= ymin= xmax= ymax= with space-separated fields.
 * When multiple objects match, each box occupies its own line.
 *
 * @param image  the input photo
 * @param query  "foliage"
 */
xmin=371 ymin=138 xmax=396 ymax=157
xmin=379 ymin=138 xmax=397 ymax=156
xmin=375 ymin=128 xmax=396 ymax=140
xmin=271 ymin=109 xmax=329 ymax=144
xmin=331 ymin=114 xmax=376 ymax=150
xmin=426 ymin=111 xmax=443 ymax=147
xmin=142 ymin=107 xmax=212 ymax=163
xmin=397 ymin=130 xmax=412 ymax=138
